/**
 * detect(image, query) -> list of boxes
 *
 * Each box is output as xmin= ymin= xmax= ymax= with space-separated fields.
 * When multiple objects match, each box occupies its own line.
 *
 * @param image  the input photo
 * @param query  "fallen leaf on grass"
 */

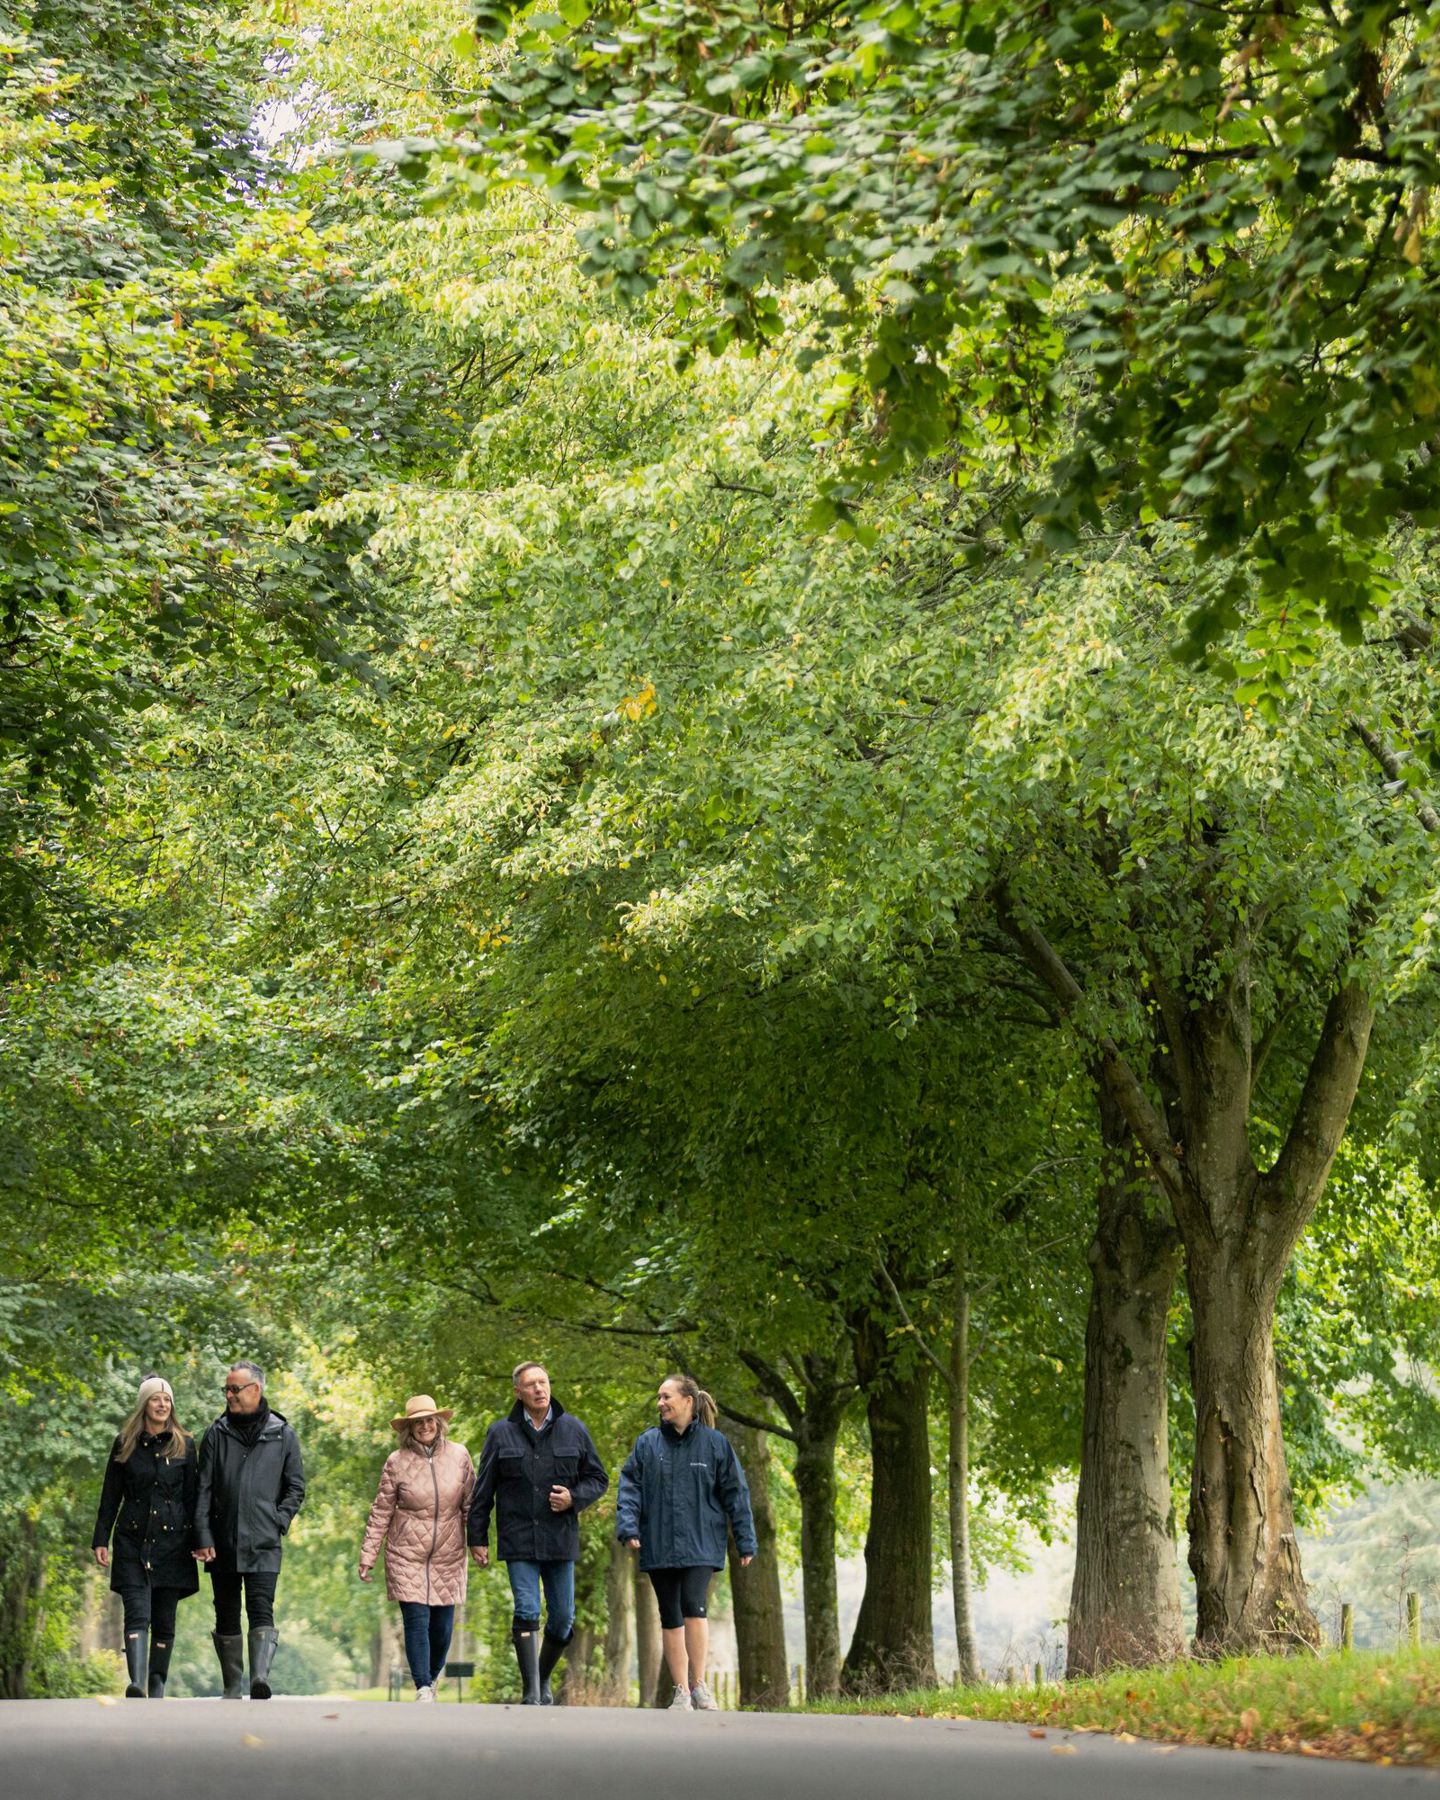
xmin=1114 ymin=1731 xmax=1136 ymax=1744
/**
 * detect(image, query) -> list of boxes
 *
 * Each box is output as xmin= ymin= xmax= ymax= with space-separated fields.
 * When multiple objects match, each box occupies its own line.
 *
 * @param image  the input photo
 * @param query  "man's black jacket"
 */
xmin=194 ymin=1407 xmax=306 ymax=1574
xmin=468 ymin=1400 xmax=607 ymax=1562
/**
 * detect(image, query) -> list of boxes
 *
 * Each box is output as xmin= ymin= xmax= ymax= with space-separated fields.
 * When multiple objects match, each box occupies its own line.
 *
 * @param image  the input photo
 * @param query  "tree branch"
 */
xmin=1263 ymin=980 xmax=1374 ymax=1241
xmin=874 ymin=1258 xmax=953 ymax=1392
xmin=1350 ymin=719 xmax=1440 ymax=834
xmin=994 ymin=886 xmax=1183 ymax=1199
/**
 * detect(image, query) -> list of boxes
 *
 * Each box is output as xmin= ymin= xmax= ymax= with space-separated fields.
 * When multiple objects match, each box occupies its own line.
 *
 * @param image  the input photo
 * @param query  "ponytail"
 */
xmin=663 ymin=1372 xmax=716 ymax=1428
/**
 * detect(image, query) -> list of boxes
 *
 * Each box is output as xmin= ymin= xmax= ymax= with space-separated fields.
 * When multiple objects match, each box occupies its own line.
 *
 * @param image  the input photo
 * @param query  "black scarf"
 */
xmin=229 ymin=1397 xmax=271 ymax=1445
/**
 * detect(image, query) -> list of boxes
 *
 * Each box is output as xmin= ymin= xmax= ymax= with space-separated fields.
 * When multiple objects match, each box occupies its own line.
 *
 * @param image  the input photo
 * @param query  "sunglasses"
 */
xmin=224 ymin=1381 xmax=259 ymax=1395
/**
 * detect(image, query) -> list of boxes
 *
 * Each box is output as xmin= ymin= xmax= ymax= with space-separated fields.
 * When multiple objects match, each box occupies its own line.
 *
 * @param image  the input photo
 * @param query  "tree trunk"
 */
xmin=1186 ymin=1238 xmax=1316 ymax=1652
xmin=0 ymin=1518 xmax=42 ymax=1698
xmin=722 ymin=1420 xmax=790 ymax=1708
xmin=602 ymin=1536 xmax=634 ymax=1705
xmin=841 ymin=1312 xmax=936 ymax=1693
xmin=735 ymin=1345 xmax=850 ymax=1700
xmin=1067 ymin=1082 xmax=1184 ymax=1676
xmin=633 ymin=1557 xmax=664 ymax=1706
xmin=948 ymin=1270 xmax=982 ymax=1686
xmin=1001 ymin=887 xmax=1373 ymax=1658
xmin=792 ymin=1400 xmax=844 ymax=1698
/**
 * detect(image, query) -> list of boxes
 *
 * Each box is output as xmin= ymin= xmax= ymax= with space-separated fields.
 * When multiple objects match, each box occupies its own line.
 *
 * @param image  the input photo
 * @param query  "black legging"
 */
xmin=648 ymin=1566 xmax=714 ymax=1631
xmin=117 ymin=1582 xmax=183 ymax=1640
xmin=210 ymin=1569 xmax=277 ymax=1634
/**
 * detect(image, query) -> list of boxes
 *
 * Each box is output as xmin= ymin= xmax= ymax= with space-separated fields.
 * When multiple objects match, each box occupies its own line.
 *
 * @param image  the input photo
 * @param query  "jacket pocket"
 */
xmin=250 ymin=1497 xmax=283 ymax=1551
xmin=498 ymin=1456 xmax=525 ymax=1480
xmin=552 ymin=1456 xmax=579 ymax=1482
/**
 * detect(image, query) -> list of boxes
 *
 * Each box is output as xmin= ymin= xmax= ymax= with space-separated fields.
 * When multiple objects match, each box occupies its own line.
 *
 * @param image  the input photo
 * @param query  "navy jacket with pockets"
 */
xmin=468 ymin=1399 xmax=608 ymax=1563
xmin=615 ymin=1420 xmax=757 ymax=1572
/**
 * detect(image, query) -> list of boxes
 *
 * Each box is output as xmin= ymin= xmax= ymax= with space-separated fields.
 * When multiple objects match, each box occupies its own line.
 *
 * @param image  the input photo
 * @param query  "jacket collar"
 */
xmin=508 ymin=1397 xmax=567 ymax=1430
xmin=659 ymin=1417 xmax=698 ymax=1443
xmin=216 ymin=1408 xmax=285 ymax=1440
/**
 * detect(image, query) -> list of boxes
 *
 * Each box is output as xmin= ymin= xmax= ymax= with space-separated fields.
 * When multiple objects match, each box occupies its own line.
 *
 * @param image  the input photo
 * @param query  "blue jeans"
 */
xmin=506 ymin=1559 xmax=575 ymax=1640
xmin=398 ymin=1601 xmax=455 ymax=1688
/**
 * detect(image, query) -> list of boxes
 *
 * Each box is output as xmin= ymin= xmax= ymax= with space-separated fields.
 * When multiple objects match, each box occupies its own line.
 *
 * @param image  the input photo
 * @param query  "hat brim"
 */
xmin=391 ymin=1409 xmax=454 ymax=1430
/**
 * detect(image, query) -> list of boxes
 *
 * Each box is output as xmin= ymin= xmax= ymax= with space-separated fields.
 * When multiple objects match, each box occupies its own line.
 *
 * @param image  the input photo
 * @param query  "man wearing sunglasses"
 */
xmin=193 ymin=1360 xmax=306 ymax=1700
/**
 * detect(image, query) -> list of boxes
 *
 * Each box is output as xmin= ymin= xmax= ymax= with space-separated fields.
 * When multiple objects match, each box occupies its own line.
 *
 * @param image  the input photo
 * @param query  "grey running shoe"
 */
xmin=669 ymin=1683 xmax=694 ymax=1710
xmin=690 ymin=1680 xmax=718 ymax=1711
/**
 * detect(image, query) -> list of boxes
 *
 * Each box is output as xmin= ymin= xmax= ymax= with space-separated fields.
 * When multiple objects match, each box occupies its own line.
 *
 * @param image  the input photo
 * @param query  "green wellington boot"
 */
xmin=248 ymin=1625 xmax=279 ymax=1700
xmin=213 ymin=1630 xmax=245 ymax=1700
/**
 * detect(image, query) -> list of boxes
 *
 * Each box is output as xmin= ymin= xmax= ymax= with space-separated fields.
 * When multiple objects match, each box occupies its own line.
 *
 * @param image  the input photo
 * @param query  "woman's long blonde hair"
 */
xmin=114 ymin=1388 xmax=192 ymax=1464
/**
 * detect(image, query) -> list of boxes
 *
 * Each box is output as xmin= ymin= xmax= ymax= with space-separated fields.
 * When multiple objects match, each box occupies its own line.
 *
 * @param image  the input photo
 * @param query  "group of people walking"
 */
xmin=92 ymin=1360 xmax=757 ymax=1710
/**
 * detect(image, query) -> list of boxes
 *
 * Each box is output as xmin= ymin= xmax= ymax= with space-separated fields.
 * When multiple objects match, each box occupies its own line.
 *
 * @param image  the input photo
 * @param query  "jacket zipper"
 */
xmin=427 ymin=1449 xmax=439 ymax=1606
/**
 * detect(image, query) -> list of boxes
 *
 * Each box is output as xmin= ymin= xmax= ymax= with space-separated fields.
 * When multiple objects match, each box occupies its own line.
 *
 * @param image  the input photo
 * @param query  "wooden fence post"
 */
xmin=1033 ymin=1661 xmax=1044 ymax=1688
xmin=1408 ymin=1592 xmax=1421 ymax=1650
xmin=1340 ymin=1603 xmax=1354 ymax=1653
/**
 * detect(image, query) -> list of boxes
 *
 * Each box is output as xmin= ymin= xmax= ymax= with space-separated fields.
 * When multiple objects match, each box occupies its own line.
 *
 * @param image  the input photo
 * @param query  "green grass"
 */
xmin=803 ymin=1647 xmax=1440 ymax=1765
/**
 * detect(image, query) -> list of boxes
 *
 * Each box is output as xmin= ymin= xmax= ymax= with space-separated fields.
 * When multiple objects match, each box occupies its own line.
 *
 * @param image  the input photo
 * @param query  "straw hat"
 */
xmin=391 ymin=1394 xmax=454 ymax=1430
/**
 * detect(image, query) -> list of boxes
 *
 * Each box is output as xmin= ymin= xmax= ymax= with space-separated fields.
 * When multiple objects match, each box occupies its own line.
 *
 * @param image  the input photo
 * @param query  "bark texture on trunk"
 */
xmin=738 ymin=1346 xmax=850 ymax=1699
xmin=948 ymin=1273 xmax=982 ymax=1687
xmin=722 ymin=1420 xmax=790 ymax=1708
xmin=1187 ymin=1243 xmax=1312 ymax=1651
xmin=841 ymin=1313 xmax=936 ymax=1694
xmin=634 ymin=1557 xmax=664 ymax=1706
xmin=602 ymin=1536 xmax=634 ymax=1704
xmin=1002 ymin=887 xmax=1375 ymax=1656
xmin=0 ymin=1517 xmax=41 ymax=1698
xmin=1067 ymin=1083 xmax=1184 ymax=1676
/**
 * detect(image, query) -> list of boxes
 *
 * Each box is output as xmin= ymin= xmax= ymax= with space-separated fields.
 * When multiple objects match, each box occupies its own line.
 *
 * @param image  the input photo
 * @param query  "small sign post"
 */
xmin=447 ymin=1659 xmax=476 ymax=1704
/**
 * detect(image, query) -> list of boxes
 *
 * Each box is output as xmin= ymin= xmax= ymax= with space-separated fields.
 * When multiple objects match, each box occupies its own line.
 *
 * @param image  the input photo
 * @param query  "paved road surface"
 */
xmin=5 ymin=1699 xmax=1436 ymax=1799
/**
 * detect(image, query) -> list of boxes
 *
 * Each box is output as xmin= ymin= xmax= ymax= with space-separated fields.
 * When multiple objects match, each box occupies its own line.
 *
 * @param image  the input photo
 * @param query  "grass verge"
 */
xmin=804 ymin=1647 xmax=1440 ymax=1765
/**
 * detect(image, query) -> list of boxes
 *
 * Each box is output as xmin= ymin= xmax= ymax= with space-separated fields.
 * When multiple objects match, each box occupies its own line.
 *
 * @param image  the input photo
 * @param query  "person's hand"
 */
xmin=470 ymin=1545 xmax=489 ymax=1567
xmin=740 ymin=1555 xmax=754 ymax=1567
xmin=194 ymin=1546 xmax=216 ymax=1563
xmin=625 ymin=1538 xmax=641 ymax=1550
xmin=548 ymin=1485 xmax=573 ymax=1513
xmin=358 ymin=1563 xmax=373 ymax=1582
xmin=93 ymin=1546 xmax=109 ymax=1568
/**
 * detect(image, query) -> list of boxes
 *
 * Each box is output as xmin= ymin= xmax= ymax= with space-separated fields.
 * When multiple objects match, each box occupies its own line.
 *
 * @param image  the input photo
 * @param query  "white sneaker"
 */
xmin=689 ymin=1680 xmax=718 ymax=1711
xmin=416 ymin=1685 xmax=435 ymax=1703
xmin=669 ymin=1683 xmax=693 ymax=1710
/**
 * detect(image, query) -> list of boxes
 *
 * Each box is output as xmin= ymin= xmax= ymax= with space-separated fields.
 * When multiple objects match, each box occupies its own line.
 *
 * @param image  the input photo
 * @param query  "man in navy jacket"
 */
xmin=469 ymin=1362 xmax=608 ymax=1704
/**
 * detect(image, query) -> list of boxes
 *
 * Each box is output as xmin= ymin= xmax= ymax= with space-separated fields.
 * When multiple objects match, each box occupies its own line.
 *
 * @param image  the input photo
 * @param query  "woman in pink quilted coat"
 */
xmin=360 ymin=1395 xmax=475 ymax=1701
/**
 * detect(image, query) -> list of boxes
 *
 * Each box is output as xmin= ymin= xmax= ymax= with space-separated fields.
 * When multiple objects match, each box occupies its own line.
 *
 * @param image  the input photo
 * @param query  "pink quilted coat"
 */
xmin=361 ymin=1440 xmax=475 ymax=1606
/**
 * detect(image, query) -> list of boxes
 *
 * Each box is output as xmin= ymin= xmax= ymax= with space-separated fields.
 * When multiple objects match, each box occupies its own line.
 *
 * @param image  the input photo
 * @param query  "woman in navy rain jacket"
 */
xmin=617 ymin=1372 xmax=757 ymax=1712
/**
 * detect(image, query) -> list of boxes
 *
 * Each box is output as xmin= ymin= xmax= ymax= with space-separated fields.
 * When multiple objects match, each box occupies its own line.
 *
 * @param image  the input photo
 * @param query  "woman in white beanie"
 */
xmin=91 ymin=1375 xmax=198 ymax=1697
xmin=359 ymin=1396 xmax=474 ymax=1702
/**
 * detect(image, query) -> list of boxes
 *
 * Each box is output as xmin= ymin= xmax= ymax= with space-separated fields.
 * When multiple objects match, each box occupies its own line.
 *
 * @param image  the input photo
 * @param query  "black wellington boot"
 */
xmin=249 ymin=1625 xmax=279 ymax=1699
xmin=124 ymin=1629 xmax=148 ymax=1698
xmin=147 ymin=1635 xmax=173 ymax=1699
xmin=213 ymin=1630 xmax=245 ymax=1700
xmin=537 ymin=1629 xmax=569 ymax=1706
xmin=512 ymin=1627 xmax=542 ymax=1705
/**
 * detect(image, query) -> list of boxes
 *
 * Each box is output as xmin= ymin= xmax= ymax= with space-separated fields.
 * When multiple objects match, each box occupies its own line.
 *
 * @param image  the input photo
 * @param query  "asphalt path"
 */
xmin=5 ymin=1699 xmax=1437 ymax=1799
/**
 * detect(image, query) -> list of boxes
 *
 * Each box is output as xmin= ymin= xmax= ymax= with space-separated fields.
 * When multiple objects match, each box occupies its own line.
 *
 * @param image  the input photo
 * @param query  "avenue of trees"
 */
xmin=4 ymin=0 xmax=1440 ymax=1701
